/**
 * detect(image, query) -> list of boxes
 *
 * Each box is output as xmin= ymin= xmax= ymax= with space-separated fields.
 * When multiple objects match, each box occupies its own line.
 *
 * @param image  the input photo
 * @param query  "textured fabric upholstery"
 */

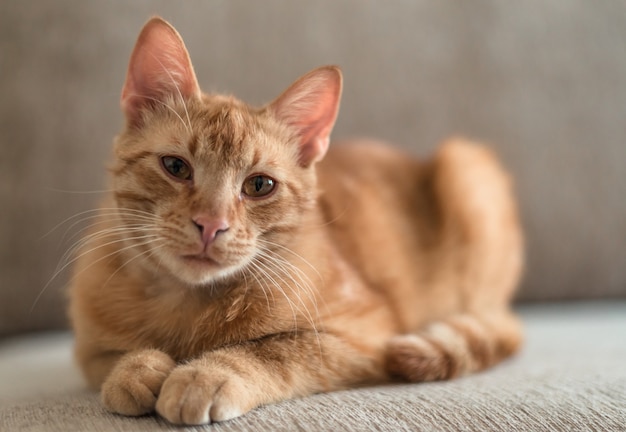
xmin=1 ymin=302 xmax=625 ymax=431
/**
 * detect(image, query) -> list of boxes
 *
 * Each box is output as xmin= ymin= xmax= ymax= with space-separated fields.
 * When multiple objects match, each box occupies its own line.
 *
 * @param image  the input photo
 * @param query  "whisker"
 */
xmin=254 ymin=247 xmax=325 ymax=361
xmin=32 ymin=235 xmax=161 ymax=314
xmin=42 ymin=207 xmax=159 ymax=240
xmin=257 ymin=239 xmax=323 ymax=284
xmin=251 ymin=251 xmax=321 ymax=353
xmin=251 ymin=258 xmax=297 ymax=325
xmin=52 ymin=233 xmax=159 ymax=290
xmin=246 ymin=260 xmax=275 ymax=314
xmin=41 ymin=209 xmax=107 ymax=240
xmin=102 ymin=240 xmax=166 ymax=288
xmin=55 ymin=213 xmax=161 ymax=257
xmin=261 ymin=252 xmax=320 ymax=326
xmin=302 ymin=202 xmax=352 ymax=230
xmin=63 ymin=221 xmax=158 ymax=249
xmin=57 ymin=225 xmax=161 ymax=273
xmin=45 ymin=187 xmax=113 ymax=194
xmin=259 ymin=247 xmax=330 ymax=320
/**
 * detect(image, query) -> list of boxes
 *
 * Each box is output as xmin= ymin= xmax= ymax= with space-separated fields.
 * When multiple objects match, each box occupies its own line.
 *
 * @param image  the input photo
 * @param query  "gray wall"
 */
xmin=2 ymin=1 xmax=625 ymax=335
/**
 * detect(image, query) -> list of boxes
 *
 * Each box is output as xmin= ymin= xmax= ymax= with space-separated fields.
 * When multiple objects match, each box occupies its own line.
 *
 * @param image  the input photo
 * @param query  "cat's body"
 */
xmin=69 ymin=18 xmax=523 ymax=425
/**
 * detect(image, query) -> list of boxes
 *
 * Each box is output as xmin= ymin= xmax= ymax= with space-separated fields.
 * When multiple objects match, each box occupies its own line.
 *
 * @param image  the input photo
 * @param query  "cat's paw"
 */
xmin=101 ymin=349 xmax=176 ymax=416
xmin=156 ymin=363 xmax=250 ymax=425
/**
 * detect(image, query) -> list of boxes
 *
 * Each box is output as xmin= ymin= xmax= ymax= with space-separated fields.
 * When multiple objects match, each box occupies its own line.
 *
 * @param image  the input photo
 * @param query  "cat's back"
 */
xmin=316 ymin=140 xmax=430 ymax=243
xmin=317 ymin=139 xmax=426 ymax=203
xmin=316 ymin=139 xmax=435 ymax=254
xmin=315 ymin=139 xmax=522 ymax=331
xmin=319 ymin=139 xmax=420 ymax=185
xmin=316 ymin=141 xmax=443 ymax=326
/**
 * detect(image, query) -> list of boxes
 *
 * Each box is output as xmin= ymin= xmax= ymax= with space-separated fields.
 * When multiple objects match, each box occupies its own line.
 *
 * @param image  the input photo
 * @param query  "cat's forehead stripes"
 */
xmin=188 ymin=100 xmax=259 ymax=167
xmin=187 ymin=134 xmax=200 ymax=157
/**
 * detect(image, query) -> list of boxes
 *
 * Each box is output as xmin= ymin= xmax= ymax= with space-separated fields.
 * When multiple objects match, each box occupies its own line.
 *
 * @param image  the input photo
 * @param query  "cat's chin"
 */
xmin=165 ymin=254 xmax=242 ymax=288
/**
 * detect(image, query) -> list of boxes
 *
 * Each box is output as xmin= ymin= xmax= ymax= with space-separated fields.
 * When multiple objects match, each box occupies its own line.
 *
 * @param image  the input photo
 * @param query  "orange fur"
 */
xmin=68 ymin=17 xmax=523 ymax=425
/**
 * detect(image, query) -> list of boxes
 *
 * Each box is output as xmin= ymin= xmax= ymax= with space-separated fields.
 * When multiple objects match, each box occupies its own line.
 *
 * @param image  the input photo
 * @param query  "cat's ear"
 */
xmin=121 ymin=17 xmax=200 ymax=127
xmin=269 ymin=66 xmax=342 ymax=167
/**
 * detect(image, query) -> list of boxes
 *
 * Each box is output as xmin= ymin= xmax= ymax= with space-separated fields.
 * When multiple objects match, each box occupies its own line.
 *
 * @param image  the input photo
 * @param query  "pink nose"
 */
xmin=192 ymin=216 xmax=229 ymax=247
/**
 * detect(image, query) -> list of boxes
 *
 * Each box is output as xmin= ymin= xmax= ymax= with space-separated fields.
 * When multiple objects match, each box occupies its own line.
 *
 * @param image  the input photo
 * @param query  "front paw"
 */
xmin=101 ymin=349 xmax=176 ymax=416
xmin=156 ymin=363 xmax=250 ymax=425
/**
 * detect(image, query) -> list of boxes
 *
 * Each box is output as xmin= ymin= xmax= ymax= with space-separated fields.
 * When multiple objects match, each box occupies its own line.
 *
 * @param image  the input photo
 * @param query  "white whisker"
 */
xmin=102 ymin=240 xmax=166 ymax=288
xmin=42 ymin=198 xmax=170 ymax=315
xmin=252 ymin=251 xmax=324 ymax=362
xmin=63 ymin=221 xmax=158 ymax=249
xmin=57 ymin=225 xmax=160 ymax=274
xmin=258 ymin=239 xmax=324 ymax=284
xmin=252 ymin=257 xmax=300 ymax=333
xmin=259 ymin=246 xmax=331 ymax=324
xmin=252 ymin=254 xmax=319 ymax=332
xmin=45 ymin=187 xmax=113 ymax=194
xmin=246 ymin=260 xmax=276 ymax=314
xmin=42 ymin=207 xmax=159 ymax=240
xmin=32 ymin=235 xmax=161 ymax=314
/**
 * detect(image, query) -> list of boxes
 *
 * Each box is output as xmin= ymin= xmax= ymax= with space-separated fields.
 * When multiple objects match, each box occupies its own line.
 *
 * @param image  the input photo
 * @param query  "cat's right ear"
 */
xmin=121 ymin=17 xmax=200 ymax=127
xmin=269 ymin=66 xmax=343 ymax=167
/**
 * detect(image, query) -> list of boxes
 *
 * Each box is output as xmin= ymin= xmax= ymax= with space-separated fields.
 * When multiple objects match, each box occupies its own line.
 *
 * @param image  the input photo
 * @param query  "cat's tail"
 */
xmin=384 ymin=310 xmax=522 ymax=382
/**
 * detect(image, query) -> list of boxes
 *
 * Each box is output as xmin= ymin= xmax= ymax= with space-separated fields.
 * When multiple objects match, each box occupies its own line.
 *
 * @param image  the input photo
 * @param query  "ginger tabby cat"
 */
xmin=69 ymin=17 xmax=523 ymax=425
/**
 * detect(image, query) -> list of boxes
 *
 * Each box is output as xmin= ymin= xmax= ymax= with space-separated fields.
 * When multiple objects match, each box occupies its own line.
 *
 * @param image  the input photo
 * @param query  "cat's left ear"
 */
xmin=269 ymin=66 xmax=342 ymax=167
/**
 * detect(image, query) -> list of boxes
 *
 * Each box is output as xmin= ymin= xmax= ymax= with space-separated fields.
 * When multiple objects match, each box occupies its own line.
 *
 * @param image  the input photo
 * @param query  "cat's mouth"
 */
xmin=182 ymin=254 xmax=221 ymax=267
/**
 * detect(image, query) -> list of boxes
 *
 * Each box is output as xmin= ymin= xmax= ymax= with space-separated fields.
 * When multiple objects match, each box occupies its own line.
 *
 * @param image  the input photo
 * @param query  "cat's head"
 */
xmin=110 ymin=17 xmax=341 ymax=287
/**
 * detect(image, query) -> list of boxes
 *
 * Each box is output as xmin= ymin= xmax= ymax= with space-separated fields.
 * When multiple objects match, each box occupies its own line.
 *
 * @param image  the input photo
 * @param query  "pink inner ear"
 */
xmin=270 ymin=67 xmax=343 ymax=167
xmin=121 ymin=18 xmax=200 ymax=126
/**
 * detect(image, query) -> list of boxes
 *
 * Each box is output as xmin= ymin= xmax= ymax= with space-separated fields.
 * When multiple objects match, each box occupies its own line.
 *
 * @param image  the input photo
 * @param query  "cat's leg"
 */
xmin=155 ymin=331 xmax=380 ymax=425
xmin=387 ymin=139 xmax=524 ymax=381
xmin=385 ymin=310 xmax=522 ymax=381
xmin=81 ymin=349 xmax=176 ymax=416
xmin=430 ymin=138 xmax=524 ymax=311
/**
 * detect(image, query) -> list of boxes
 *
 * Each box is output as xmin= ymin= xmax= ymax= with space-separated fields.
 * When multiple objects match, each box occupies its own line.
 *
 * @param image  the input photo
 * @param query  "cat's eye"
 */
xmin=161 ymin=156 xmax=192 ymax=181
xmin=242 ymin=175 xmax=276 ymax=198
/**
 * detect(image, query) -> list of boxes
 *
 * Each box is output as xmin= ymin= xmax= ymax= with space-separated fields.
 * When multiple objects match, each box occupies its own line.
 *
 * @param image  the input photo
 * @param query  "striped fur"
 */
xmin=68 ymin=17 xmax=524 ymax=426
xmin=386 ymin=313 xmax=523 ymax=382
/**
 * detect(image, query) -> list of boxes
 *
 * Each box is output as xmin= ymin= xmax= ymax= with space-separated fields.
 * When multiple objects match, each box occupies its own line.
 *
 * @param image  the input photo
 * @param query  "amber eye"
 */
xmin=242 ymin=175 xmax=276 ymax=198
xmin=161 ymin=156 xmax=192 ymax=181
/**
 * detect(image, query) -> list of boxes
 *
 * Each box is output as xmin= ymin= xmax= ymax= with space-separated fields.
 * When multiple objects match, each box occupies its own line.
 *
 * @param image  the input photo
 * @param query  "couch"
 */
xmin=2 ymin=2 xmax=625 ymax=431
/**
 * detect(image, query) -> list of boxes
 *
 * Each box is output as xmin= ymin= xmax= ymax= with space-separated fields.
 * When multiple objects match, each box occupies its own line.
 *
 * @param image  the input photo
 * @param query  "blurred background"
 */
xmin=1 ymin=1 xmax=625 ymax=336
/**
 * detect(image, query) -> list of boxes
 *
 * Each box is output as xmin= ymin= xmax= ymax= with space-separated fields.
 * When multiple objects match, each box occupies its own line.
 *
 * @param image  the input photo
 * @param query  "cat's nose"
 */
xmin=192 ymin=216 xmax=229 ymax=247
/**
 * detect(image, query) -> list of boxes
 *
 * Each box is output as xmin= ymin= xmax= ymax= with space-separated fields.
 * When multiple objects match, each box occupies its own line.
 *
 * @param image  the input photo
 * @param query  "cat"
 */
xmin=68 ymin=17 xmax=523 ymax=425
